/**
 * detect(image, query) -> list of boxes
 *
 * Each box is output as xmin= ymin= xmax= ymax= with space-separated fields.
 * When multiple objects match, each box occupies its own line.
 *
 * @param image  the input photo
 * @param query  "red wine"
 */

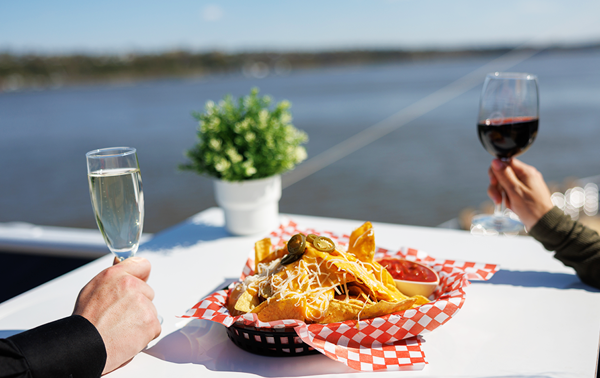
xmin=477 ymin=117 xmax=538 ymax=159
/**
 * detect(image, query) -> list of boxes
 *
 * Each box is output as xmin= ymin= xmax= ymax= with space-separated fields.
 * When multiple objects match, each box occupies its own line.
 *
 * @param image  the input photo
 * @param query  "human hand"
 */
xmin=73 ymin=257 xmax=161 ymax=375
xmin=488 ymin=158 xmax=554 ymax=230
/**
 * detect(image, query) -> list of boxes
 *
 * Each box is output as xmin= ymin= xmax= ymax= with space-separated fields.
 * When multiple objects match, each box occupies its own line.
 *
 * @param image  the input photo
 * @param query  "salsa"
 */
xmin=378 ymin=258 xmax=438 ymax=282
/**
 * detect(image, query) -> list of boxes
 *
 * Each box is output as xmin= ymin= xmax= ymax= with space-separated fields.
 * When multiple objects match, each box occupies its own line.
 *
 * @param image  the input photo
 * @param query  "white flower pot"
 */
xmin=213 ymin=175 xmax=282 ymax=236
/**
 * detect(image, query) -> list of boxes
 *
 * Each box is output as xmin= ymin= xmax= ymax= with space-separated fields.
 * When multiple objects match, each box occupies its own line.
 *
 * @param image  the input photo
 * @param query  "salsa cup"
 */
xmin=377 ymin=258 xmax=440 ymax=298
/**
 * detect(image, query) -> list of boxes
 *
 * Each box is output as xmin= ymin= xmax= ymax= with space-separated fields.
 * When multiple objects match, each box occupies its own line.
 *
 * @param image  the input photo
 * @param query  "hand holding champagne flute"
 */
xmin=472 ymin=72 xmax=539 ymax=233
xmin=86 ymin=147 xmax=144 ymax=261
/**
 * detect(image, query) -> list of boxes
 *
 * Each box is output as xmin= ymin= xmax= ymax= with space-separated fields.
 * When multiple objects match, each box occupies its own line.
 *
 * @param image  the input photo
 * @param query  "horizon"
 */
xmin=2 ymin=42 xmax=600 ymax=58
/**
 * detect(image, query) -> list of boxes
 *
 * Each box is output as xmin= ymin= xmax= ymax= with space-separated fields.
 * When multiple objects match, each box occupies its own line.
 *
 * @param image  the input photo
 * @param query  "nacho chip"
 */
xmin=257 ymin=297 xmax=306 ymax=322
xmin=361 ymin=298 xmax=416 ymax=320
xmin=254 ymin=238 xmax=272 ymax=272
xmin=320 ymin=299 xmax=363 ymax=324
xmin=348 ymin=221 xmax=376 ymax=263
xmin=234 ymin=290 xmax=260 ymax=313
xmin=411 ymin=295 xmax=430 ymax=307
xmin=250 ymin=300 xmax=269 ymax=314
xmin=227 ymin=282 xmax=247 ymax=316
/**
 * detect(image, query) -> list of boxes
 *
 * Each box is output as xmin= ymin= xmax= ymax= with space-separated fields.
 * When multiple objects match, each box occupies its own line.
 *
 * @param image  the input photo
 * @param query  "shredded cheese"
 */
xmin=246 ymin=242 xmax=401 ymax=322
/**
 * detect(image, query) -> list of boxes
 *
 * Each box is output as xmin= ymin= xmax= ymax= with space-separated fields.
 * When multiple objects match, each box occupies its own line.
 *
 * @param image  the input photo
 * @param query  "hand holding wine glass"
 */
xmin=472 ymin=72 xmax=539 ymax=233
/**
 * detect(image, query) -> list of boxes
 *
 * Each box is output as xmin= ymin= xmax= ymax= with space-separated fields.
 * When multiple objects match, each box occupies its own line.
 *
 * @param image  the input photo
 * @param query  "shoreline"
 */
xmin=2 ymin=44 xmax=599 ymax=93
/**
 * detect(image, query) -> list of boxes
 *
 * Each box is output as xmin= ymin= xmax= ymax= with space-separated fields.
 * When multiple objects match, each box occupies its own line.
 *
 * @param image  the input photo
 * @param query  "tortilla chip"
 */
xmin=254 ymin=238 xmax=272 ymax=272
xmin=320 ymin=299 xmax=363 ymax=324
xmin=250 ymin=300 xmax=269 ymax=314
xmin=234 ymin=290 xmax=260 ymax=313
xmin=227 ymin=283 xmax=246 ymax=316
xmin=361 ymin=298 xmax=416 ymax=320
xmin=411 ymin=295 xmax=430 ymax=307
xmin=255 ymin=238 xmax=289 ymax=274
xmin=371 ymin=260 xmax=398 ymax=289
xmin=257 ymin=297 xmax=306 ymax=322
xmin=348 ymin=222 xmax=376 ymax=263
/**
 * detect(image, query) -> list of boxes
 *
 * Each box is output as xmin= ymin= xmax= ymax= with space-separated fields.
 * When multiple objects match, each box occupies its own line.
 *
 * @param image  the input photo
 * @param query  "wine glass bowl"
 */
xmin=472 ymin=72 xmax=539 ymax=234
xmin=86 ymin=147 xmax=144 ymax=261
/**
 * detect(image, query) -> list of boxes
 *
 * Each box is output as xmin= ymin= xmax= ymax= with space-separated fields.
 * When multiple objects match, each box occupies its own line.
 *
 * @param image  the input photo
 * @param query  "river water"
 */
xmin=2 ymin=48 xmax=600 ymax=233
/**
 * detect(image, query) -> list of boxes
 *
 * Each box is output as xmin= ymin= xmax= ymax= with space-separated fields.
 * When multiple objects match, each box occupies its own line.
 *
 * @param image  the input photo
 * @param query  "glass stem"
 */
xmin=494 ymin=157 xmax=511 ymax=218
xmin=494 ymin=191 xmax=505 ymax=217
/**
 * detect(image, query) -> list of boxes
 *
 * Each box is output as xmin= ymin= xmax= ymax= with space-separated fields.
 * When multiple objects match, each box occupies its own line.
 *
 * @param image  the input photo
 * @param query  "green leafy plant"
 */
xmin=180 ymin=88 xmax=308 ymax=182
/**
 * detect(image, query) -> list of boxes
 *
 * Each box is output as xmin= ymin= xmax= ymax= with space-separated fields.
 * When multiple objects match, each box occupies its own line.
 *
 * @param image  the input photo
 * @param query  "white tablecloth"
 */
xmin=1 ymin=208 xmax=599 ymax=377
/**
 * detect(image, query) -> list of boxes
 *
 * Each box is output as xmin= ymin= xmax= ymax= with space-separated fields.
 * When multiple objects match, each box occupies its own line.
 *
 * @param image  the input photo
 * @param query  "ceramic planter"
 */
xmin=213 ymin=175 xmax=282 ymax=235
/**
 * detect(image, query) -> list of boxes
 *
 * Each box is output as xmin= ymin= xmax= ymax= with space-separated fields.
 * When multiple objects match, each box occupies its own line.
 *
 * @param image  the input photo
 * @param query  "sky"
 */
xmin=1 ymin=0 xmax=600 ymax=54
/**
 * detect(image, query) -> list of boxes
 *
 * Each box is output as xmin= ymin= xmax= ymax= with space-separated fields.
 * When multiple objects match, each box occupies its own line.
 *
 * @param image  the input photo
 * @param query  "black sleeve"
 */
xmin=529 ymin=206 xmax=600 ymax=289
xmin=1 ymin=315 xmax=106 ymax=378
xmin=0 ymin=337 xmax=31 ymax=378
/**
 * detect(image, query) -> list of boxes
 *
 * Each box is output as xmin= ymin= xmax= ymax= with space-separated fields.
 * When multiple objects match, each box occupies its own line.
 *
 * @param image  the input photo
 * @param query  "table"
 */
xmin=1 ymin=207 xmax=599 ymax=377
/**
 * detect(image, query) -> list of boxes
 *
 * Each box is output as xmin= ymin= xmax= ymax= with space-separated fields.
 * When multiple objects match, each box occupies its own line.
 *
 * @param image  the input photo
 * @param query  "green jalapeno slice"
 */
xmin=306 ymin=234 xmax=318 ymax=243
xmin=281 ymin=252 xmax=301 ymax=266
xmin=313 ymin=236 xmax=335 ymax=252
xmin=287 ymin=233 xmax=306 ymax=255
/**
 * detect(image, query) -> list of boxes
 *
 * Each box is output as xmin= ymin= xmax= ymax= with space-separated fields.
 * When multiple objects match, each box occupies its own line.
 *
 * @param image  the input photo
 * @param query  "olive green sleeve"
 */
xmin=529 ymin=206 xmax=600 ymax=289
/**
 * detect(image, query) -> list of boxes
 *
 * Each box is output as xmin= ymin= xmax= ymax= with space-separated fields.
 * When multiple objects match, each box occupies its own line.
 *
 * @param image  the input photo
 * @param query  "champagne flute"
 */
xmin=471 ymin=72 xmax=539 ymax=233
xmin=86 ymin=147 xmax=144 ymax=261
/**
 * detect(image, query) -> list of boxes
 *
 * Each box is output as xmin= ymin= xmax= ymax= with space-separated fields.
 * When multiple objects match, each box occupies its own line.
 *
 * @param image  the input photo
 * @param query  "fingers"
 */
xmin=487 ymin=165 xmax=502 ymax=204
xmin=128 ymin=275 xmax=155 ymax=301
xmin=490 ymin=159 xmax=522 ymax=197
xmin=487 ymin=183 xmax=502 ymax=204
xmin=506 ymin=158 xmax=534 ymax=183
xmin=114 ymin=257 xmax=152 ymax=283
xmin=488 ymin=166 xmax=498 ymax=186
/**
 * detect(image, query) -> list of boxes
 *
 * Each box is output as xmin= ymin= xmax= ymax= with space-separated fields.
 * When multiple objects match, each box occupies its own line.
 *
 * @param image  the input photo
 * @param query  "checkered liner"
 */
xmin=182 ymin=220 xmax=498 ymax=371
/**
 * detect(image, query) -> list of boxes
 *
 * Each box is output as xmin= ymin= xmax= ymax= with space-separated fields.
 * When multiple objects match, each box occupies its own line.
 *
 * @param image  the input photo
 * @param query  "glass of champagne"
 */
xmin=471 ymin=72 xmax=539 ymax=234
xmin=86 ymin=147 xmax=144 ymax=261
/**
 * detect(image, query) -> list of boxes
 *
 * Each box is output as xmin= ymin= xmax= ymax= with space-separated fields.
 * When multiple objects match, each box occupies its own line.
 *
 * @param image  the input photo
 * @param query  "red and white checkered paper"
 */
xmin=182 ymin=220 xmax=498 ymax=371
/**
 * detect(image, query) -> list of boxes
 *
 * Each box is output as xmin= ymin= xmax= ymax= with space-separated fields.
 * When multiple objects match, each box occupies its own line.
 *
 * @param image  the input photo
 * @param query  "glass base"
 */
xmin=471 ymin=214 xmax=524 ymax=235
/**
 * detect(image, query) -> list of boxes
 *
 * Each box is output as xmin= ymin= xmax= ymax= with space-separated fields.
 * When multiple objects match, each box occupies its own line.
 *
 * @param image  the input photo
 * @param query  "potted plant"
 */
xmin=180 ymin=88 xmax=308 ymax=235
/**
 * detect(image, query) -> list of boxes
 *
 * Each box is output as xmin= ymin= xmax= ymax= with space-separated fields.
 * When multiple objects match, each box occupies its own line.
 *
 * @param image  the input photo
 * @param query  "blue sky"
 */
xmin=1 ymin=0 xmax=600 ymax=54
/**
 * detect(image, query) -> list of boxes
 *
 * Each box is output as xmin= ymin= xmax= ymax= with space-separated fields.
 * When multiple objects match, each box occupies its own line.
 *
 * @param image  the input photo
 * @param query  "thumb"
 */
xmin=114 ymin=256 xmax=152 ymax=282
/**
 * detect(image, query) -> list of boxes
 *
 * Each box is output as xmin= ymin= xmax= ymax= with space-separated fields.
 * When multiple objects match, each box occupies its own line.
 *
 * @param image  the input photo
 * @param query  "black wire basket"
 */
xmin=226 ymin=322 xmax=320 ymax=357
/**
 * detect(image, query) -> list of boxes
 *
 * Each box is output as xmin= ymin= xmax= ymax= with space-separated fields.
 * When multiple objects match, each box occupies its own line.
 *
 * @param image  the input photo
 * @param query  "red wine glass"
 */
xmin=471 ymin=72 xmax=539 ymax=234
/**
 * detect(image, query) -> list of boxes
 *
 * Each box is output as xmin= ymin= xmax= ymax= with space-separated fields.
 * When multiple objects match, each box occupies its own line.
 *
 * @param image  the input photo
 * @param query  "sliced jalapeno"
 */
xmin=313 ymin=236 xmax=335 ymax=252
xmin=281 ymin=252 xmax=302 ymax=266
xmin=287 ymin=233 xmax=306 ymax=255
xmin=306 ymin=234 xmax=318 ymax=243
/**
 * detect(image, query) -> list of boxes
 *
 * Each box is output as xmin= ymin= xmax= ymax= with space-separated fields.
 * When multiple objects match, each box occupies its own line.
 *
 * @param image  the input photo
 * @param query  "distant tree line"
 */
xmin=1 ymin=45 xmax=597 ymax=92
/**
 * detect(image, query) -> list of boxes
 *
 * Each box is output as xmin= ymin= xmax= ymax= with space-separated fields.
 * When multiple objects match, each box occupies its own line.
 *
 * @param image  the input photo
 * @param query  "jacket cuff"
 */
xmin=8 ymin=315 xmax=106 ymax=378
xmin=528 ymin=207 xmax=566 ymax=245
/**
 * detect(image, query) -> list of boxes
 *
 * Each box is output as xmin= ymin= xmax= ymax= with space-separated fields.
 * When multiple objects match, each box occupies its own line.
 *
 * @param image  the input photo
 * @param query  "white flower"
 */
xmin=278 ymin=100 xmax=291 ymax=110
xmin=242 ymin=160 xmax=257 ymax=176
xmin=209 ymin=138 xmax=221 ymax=151
xmin=204 ymin=117 xmax=220 ymax=131
xmin=294 ymin=146 xmax=307 ymax=163
xmin=258 ymin=109 xmax=269 ymax=128
xmin=234 ymin=119 xmax=250 ymax=133
xmin=226 ymin=147 xmax=243 ymax=163
xmin=245 ymin=132 xmax=256 ymax=142
xmin=245 ymin=165 xmax=257 ymax=176
xmin=280 ymin=112 xmax=292 ymax=124
xmin=215 ymin=158 xmax=231 ymax=172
